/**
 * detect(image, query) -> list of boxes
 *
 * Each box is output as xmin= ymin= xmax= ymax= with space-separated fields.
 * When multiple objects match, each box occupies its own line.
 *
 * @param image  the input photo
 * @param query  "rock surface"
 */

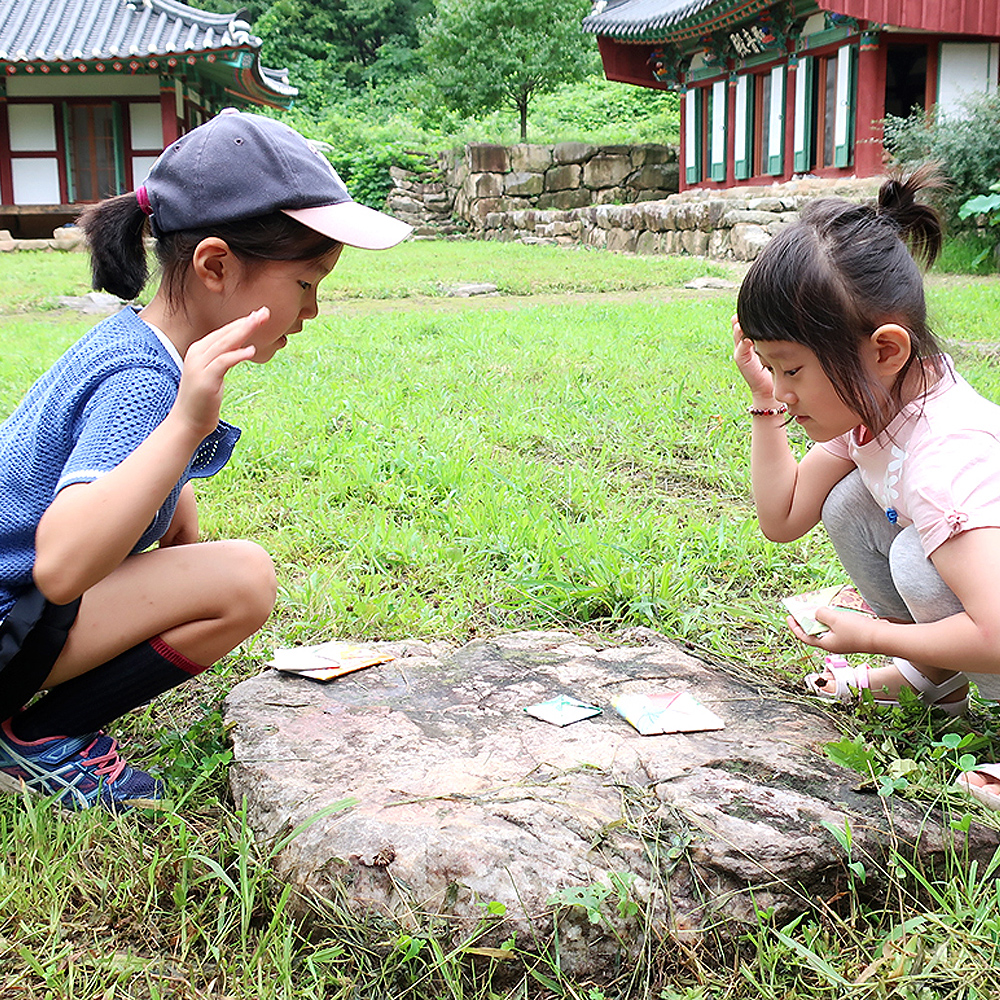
xmin=55 ymin=291 xmax=126 ymax=314
xmin=225 ymin=629 xmax=997 ymax=975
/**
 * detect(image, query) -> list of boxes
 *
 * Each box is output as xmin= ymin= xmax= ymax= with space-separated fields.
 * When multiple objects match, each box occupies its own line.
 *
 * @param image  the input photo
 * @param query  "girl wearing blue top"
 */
xmin=0 ymin=110 xmax=411 ymax=811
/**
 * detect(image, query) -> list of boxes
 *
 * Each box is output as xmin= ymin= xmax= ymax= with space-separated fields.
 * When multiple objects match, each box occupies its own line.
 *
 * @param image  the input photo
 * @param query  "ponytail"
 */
xmin=76 ymin=193 xmax=150 ymax=302
xmin=875 ymin=164 xmax=945 ymax=269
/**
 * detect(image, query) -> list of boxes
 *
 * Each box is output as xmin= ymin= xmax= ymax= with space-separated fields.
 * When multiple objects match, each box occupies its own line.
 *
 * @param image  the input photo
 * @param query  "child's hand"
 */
xmin=787 ymin=605 xmax=877 ymax=654
xmin=732 ymin=315 xmax=776 ymax=402
xmin=173 ymin=308 xmax=268 ymax=440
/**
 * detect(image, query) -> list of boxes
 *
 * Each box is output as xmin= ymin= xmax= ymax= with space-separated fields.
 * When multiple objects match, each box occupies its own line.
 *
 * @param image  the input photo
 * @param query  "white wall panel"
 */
xmin=12 ymin=158 xmax=61 ymax=203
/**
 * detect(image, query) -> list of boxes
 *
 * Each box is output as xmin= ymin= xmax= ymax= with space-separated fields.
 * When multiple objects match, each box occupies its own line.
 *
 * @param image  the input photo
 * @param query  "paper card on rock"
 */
xmin=612 ymin=691 xmax=725 ymax=736
xmin=524 ymin=695 xmax=602 ymax=727
xmin=782 ymin=584 xmax=875 ymax=636
xmin=269 ymin=641 xmax=395 ymax=681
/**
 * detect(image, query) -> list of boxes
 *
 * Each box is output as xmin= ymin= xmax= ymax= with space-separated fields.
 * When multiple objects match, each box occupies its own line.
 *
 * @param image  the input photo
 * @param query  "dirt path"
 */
xmin=319 ymin=267 xmax=1000 ymax=317
xmin=319 ymin=280 xmax=745 ymax=318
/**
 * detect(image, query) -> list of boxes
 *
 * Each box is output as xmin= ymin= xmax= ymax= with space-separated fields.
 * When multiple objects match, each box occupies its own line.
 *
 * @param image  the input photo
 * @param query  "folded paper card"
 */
xmin=524 ymin=695 xmax=601 ymax=727
xmin=612 ymin=691 xmax=725 ymax=735
xmin=782 ymin=584 xmax=875 ymax=636
xmin=269 ymin=641 xmax=395 ymax=681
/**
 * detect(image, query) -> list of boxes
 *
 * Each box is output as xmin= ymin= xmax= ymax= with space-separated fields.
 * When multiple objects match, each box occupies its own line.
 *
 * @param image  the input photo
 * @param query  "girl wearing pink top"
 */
xmin=733 ymin=167 xmax=1000 ymax=810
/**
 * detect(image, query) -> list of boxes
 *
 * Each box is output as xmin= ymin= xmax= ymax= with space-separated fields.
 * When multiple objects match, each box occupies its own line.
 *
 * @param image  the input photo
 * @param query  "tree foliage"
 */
xmin=188 ymin=0 xmax=432 ymax=104
xmin=419 ymin=0 xmax=598 ymax=141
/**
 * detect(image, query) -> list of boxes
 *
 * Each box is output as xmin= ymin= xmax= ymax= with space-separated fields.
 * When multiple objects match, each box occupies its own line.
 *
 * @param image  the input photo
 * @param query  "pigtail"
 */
xmin=876 ymin=164 xmax=945 ymax=269
xmin=76 ymin=193 xmax=150 ymax=302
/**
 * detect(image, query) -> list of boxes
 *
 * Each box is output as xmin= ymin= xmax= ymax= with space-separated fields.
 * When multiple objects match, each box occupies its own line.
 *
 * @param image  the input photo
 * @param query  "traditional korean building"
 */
xmin=0 ymin=0 xmax=295 ymax=236
xmin=582 ymin=1 xmax=1000 ymax=191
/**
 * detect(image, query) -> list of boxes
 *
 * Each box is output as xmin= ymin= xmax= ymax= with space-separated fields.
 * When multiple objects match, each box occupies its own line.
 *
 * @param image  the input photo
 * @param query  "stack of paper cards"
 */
xmin=612 ymin=691 xmax=725 ymax=735
xmin=524 ymin=695 xmax=602 ymax=727
xmin=782 ymin=584 xmax=875 ymax=636
xmin=269 ymin=641 xmax=395 ymax=681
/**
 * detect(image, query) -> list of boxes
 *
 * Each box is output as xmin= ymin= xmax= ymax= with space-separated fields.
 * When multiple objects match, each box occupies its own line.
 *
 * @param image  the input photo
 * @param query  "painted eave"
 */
xmin=0 ymin=0 xmax=294 ymax=104
xmin=584 ymin=0 xmax=1000 ymax=41
xmin=582 ymin=0 xmax=720 ymax=39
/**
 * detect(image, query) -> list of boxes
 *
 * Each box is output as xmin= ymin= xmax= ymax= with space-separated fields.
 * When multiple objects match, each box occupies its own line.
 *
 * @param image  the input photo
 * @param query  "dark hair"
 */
xmin=77 ymin=193 xmax=340 ymax=305
xmin=736 ymin=166 xmax=946 ymax=434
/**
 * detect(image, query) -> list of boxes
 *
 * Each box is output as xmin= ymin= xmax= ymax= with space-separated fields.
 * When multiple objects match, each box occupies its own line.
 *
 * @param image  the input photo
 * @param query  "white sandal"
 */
xmin=955 ymin=763 xmax=1000 ymax=811
xmin=805 ymin=655 xmax=968 ymax=717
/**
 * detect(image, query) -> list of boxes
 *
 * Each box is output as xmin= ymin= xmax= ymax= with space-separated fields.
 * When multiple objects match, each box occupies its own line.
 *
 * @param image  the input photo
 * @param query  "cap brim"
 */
xmin=282 ymin=203 xmax=412 ymax=250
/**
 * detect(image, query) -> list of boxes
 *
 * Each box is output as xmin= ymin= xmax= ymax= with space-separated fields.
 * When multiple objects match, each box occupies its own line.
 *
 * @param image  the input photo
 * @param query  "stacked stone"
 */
xmin=444 ymin=142 xmax=678 ymax=227
xmin=385 ymin=155 xmax=466 ymax=238
xmin=481 ymin=179 xmax=880 ymax=261
xmin=0 ymin=227 xmax=85 ymax=252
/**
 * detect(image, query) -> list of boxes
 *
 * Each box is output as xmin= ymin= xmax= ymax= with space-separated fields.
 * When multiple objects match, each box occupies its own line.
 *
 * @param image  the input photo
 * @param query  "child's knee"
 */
xmin=224 ymin=540 xmax=277 ymax=628
xmin=821 ymin=470 xmax=870 ymax=536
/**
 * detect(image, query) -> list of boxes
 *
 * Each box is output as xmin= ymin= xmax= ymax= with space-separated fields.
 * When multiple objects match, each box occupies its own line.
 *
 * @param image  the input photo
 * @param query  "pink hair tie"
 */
xmin=135 ymin=184 xmax=153 ymax=216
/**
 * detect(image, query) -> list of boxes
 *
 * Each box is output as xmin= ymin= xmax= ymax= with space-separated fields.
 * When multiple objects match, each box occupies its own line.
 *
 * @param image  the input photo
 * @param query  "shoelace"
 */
xmin=78 ymin=734 xmax=127 ymax=783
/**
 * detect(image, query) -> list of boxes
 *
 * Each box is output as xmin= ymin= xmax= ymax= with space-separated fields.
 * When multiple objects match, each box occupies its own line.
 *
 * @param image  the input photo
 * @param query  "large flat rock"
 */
xmin=225 ymin=629 xmax=997 ymax=975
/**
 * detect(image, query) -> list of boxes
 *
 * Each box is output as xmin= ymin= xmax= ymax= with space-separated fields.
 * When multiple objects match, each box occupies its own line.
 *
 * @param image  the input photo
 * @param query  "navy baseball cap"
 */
xmin=137 ymin=109 xmax=412 ymax=250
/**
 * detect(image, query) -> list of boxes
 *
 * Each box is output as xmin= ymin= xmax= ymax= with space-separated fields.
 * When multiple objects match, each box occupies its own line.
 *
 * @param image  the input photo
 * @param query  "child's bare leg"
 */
xmin=44 ymin=538 xmax=276 ymax=686
xmin=4 ymin=539 xmax=275 ymax=742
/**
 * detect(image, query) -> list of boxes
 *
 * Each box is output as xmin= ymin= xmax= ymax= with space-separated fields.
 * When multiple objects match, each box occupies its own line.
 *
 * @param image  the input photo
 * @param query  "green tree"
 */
xmin=420 ymin=0 xmax=597 ymax=141
xmin=252 ymin=0 xmax=432 ymax=96
xmin=187 ymin=0 xmax=432 ymax=101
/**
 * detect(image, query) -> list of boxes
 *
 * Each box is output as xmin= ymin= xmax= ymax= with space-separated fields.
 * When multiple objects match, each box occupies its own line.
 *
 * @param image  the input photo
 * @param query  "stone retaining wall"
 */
xmin=0 ymin=227 xmax=85 ymax=252
xmin=387 ymin=146 xmax=881 ymax=260
xmin=387 ymin=141 xmax=679 ymax=236
xmin=481 ymin=177 xmax=882 ymax=261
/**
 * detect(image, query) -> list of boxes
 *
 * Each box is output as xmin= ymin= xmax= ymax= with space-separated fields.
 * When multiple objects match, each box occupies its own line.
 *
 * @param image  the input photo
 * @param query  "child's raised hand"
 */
xmin=732 ymin=315 xmax=775 ymax=401
xmin=173 ymin=308 xmax=268 ymax=440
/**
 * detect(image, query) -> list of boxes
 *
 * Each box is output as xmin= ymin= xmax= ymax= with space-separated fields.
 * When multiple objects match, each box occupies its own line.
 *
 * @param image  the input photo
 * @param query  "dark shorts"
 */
xmin=0 ymin=586 xmax=80 ymax=721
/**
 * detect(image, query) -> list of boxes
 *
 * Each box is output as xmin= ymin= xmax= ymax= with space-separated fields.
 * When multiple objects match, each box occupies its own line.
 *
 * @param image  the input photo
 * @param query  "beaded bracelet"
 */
xmin=748 ymin=404 xmax=788 ymax=417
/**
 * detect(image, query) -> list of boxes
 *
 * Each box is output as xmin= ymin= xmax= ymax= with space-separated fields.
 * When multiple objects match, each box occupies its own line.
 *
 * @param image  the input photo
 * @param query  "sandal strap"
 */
xmin=892 ymin=657 xmax=967 ymax=702
xmin=820 ymin=660 xmax=871 ymax=700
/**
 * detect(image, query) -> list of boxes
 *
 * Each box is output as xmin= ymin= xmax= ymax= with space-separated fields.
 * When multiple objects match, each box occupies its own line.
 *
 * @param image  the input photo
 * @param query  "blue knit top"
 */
xmin=0 ymin=307 xmax=240 ymax=618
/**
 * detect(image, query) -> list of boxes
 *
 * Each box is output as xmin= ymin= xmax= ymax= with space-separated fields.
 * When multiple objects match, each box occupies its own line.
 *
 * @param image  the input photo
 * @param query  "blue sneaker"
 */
xmin=0 ymin=719 xmax=164 ymax=812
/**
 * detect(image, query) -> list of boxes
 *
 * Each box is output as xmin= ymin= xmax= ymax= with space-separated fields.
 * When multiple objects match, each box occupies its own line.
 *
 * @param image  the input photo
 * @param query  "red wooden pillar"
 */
xmin=0 ymin=95 xmax=11 ymax=205
xmin=159 ymin=81 xmax=180 ymax=146
xmin=854 ymin=31 xmax=886 ymax=177
xmin=925 ymin=41 xmax=939 ymax=108
xmin=783 ymin=57 xmax=797 ymax=181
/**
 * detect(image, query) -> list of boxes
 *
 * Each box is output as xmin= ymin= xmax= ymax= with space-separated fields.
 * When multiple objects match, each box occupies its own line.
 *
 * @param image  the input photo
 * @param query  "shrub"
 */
xmin=259 ymin=104 xmax=433 ymax=209
xmin=884 ymin=91 xmax=1000 ymax=227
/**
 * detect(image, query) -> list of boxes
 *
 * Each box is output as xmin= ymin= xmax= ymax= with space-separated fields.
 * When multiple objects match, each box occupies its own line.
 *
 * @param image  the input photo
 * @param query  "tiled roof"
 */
xmin=0 ymin=0 xmax=294 ymax=96
xmin=582 ymin=0 xmax=716 ymax=38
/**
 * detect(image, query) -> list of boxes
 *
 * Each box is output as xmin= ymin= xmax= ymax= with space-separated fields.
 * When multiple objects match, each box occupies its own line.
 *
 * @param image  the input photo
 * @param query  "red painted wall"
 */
xmin=834 ymin=0 xmax=1000 ymax=34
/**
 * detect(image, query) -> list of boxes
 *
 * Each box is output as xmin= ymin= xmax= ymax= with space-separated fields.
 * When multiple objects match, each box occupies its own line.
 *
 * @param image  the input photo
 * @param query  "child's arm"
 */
xmin=32 ymin=310 xmax=267 ymax=604
xmin=733 ymin=320 xmax=854 ymax=541
xmin=158 ymin=482 xmax=199 ymax=548
xmin=795 ymin=526 xmax=1000 ymax=673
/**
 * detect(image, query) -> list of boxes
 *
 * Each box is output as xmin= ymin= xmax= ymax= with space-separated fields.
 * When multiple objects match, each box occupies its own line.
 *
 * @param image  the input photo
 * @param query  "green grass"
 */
xmin=935 ymin=233 xmax=999 ymax=276
xmin=325 ymin=240 xmax=732 ymax=300
xmin=3 ymin=245 xmax=1000 ymax=998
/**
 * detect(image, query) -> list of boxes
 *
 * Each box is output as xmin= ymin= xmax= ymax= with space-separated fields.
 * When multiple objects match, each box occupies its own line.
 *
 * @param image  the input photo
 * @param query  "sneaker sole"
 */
xmin=0 ymin=770 xmax=29 ymax=797
xmin=0 ymin=768 xmax=80 ymax=811
xmin=0 ymin=768 xmax=169 ymax=812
